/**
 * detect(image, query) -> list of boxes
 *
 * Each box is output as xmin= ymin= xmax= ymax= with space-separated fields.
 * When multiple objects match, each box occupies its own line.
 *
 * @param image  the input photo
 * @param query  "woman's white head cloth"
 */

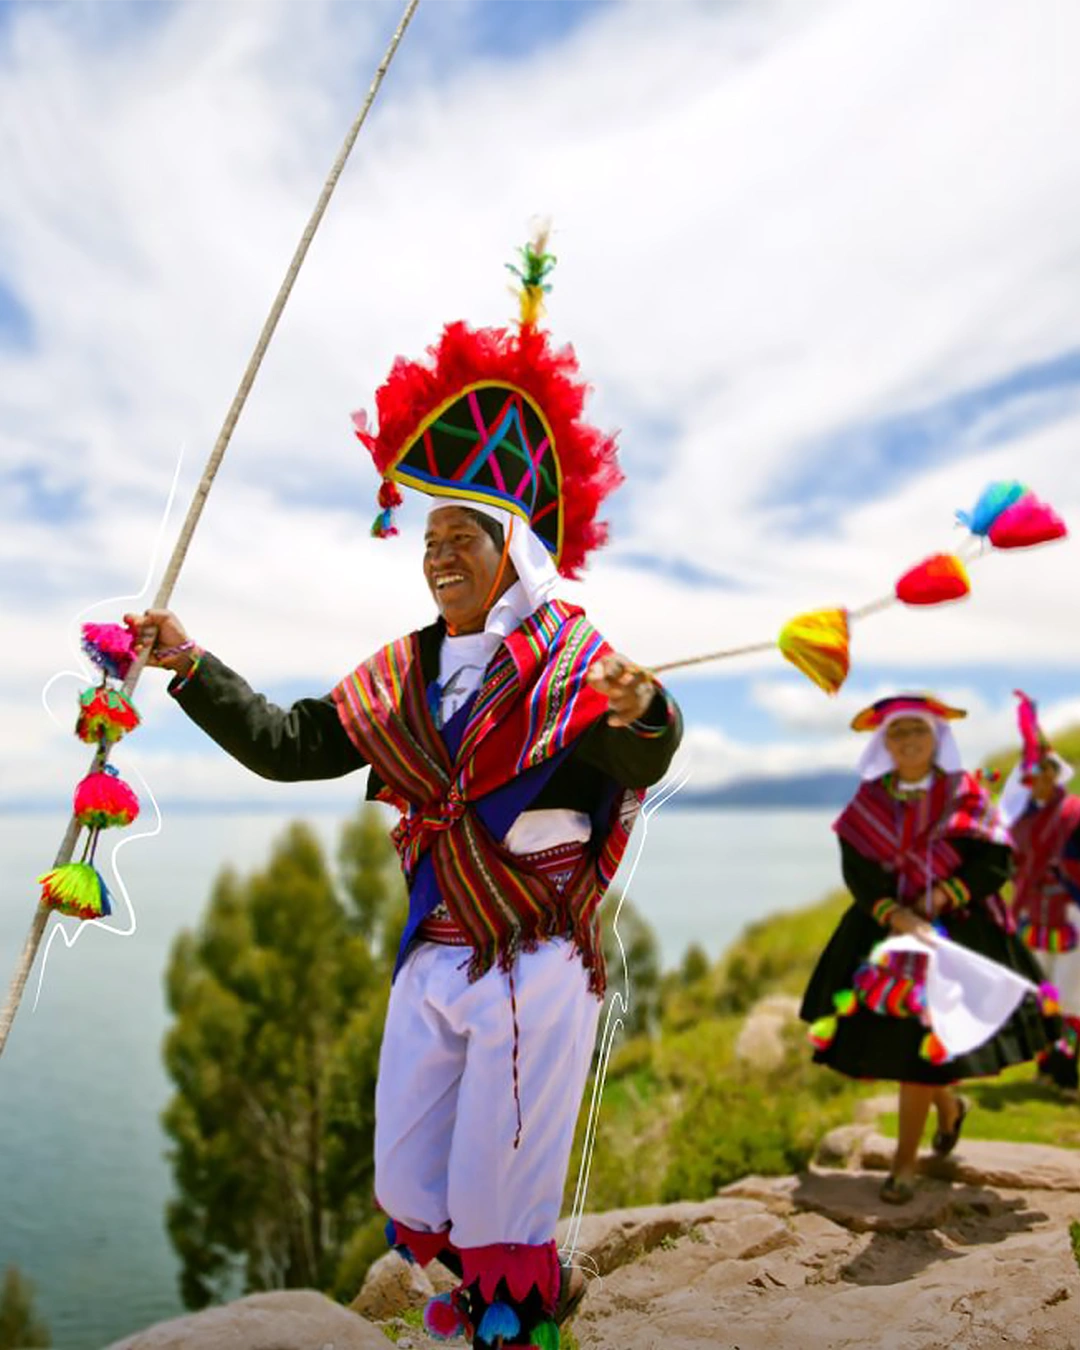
xmin=856 ymin=709 xmax=964 ymax=782
xmin=1000 ymin=753 xmax=1075 ymax=826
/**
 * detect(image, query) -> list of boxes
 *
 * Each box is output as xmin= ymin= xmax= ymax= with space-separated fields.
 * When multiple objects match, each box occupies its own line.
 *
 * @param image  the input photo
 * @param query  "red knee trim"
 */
xmin=459 ymin=1239 xmax=561 ymax=1313
xmin=387 ymin=1218 xmax=457 ymax=1267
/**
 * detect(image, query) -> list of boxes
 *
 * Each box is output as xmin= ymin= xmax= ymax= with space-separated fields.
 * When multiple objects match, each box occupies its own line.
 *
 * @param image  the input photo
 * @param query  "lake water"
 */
xmin=0 ymin=806 xmax=839 ymax=1349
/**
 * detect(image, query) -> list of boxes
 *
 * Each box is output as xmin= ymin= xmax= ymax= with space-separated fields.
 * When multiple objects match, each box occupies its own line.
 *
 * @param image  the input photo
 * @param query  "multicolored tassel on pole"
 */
xmin=81 ymin=622 xmax=137 ymax=681
xmin=38 ymin=862 xmax=113 ymax=921
xmin=894 ymin=553 xmax=970 ymax=606
xmin=777 ymin=608 xmax=850 ymax=695
xmin=75 ymin=685 xmax=141 ymax=744
xmin=73 ymin=766 xmax=140 ymax=829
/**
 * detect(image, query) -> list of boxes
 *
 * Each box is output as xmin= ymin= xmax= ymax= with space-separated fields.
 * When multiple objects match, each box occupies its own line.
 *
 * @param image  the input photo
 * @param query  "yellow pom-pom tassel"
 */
xmin=808 ymin=1015 xmax=839 ymax=1050
xmin=777 ymin=608 xmax=850 ymax=696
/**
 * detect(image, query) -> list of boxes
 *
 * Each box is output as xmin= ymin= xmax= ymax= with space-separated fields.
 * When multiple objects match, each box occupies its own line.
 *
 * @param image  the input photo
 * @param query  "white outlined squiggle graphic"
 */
xmin=33 ymin=444 xmax=185 ymax=1009
xmin=559 ymin=761 xmax=693 ymax=1285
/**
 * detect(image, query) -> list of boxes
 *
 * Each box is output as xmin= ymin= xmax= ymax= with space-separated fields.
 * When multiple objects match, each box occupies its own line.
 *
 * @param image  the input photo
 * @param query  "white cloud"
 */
xmin=2 ymin=0 xmax=1080 ymax=811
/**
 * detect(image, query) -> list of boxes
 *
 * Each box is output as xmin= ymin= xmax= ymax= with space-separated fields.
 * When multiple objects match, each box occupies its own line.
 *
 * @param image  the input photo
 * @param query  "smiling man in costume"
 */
xmin=128 ymin=235 xmax=682 ymax=1349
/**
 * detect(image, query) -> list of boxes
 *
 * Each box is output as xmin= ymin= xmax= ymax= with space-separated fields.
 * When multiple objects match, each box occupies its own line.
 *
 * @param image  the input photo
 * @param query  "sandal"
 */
xmin=931 ymin=1095 xmax=970 ymax=1157
xmin=880 ymin=1174 xmax=916 ymax=1205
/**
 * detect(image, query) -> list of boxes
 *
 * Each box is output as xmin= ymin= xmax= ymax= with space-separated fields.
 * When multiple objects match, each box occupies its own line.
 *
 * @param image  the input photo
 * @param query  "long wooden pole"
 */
xmin=0 ymin=0 xmax=421 ymax=1060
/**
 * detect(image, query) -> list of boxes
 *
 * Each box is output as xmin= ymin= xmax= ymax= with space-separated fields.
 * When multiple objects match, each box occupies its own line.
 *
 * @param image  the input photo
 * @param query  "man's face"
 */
xmin=423 ymin=506 xmax=509 ymax=634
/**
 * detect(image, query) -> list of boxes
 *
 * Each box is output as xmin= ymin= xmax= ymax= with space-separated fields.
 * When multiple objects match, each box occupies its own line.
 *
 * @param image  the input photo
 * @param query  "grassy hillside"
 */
xmin=564 ymin=891 xmax=877 ymax=1213
xmin=569 ymin=871 xmax=1079 ymax=1217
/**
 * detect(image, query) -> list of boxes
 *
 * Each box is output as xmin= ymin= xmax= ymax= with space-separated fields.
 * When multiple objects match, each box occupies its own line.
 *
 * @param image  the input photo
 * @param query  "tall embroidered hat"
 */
xmin=352 ymin=228 xmax=622 ymax=579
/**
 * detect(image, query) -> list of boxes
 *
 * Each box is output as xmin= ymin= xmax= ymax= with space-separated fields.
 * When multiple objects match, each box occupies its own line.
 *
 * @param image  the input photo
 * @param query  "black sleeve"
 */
xmin=571 ymin=687 xmax=684 ymax=789
xmin=951 ymin=836 xmax=1012 ymax=904
xmin=168 ymin=651 xmax=367 ymax=783
xmin=840 ymin=838 xmax=897 ymax=916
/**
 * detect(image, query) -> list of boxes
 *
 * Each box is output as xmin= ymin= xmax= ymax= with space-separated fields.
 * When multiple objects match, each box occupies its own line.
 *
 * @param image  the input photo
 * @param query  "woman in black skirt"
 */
xmin=800 ymin=694 xmax=1055 ymax=1204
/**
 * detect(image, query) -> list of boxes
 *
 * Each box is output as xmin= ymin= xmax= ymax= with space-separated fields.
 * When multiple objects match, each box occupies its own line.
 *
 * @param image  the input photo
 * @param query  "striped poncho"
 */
xmin=331 ymin=600 xmax=642 ymax=992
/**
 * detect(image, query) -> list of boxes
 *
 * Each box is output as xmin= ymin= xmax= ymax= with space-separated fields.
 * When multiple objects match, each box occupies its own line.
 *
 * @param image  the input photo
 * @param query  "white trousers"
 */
xmin=374 ymin=937 xmax=600 ymax=1249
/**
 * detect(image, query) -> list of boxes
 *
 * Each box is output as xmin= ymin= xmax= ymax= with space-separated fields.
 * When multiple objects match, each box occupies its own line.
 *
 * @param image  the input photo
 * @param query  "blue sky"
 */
xmin=2 ymin=0 xmax=1080 ymax=810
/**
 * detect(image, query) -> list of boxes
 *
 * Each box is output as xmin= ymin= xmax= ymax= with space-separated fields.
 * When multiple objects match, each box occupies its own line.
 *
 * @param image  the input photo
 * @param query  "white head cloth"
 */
xmin=1000 ymin=752 xmax=1076 ymax=827
xmin=856 ymin=709 xmax=964 ymax=782
xmin=426 ymin=497 xmax=561 ymax=722
xmin=875 ymin=934 xmax=1038 ymax=1058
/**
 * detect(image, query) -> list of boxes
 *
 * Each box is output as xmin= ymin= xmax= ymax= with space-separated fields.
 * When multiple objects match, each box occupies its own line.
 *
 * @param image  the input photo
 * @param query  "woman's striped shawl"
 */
xmin=834 ymin=770 xmax=1011 ymax=908
xmin=331 ymin=599 xmax=642 ymax=992
xmin=1011 ymin=789 xmax=1080 ymax=926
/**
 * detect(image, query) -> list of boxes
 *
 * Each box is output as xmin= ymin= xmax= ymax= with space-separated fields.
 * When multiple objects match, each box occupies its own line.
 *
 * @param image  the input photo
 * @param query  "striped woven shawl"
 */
xmin=1011 ymin=789 xmax=1080 ymax=925
xmin=834 ymin=770 xmax=1010 ymax=906
xmin=331 ymin=600 xmax=642 ymax=992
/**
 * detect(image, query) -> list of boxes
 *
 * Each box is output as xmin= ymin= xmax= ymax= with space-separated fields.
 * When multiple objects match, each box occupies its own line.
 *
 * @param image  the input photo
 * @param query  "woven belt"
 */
xmin=415 ymin=840 xmax=587 ymax=946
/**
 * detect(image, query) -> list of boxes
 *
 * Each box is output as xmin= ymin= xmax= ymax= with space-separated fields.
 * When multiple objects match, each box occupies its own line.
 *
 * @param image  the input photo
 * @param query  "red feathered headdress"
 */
xmin=352 ymin=232 xmax=622 ymax=579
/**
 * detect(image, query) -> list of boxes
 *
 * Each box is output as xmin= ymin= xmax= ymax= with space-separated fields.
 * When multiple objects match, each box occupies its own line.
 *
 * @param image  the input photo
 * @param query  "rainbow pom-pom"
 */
xmin=38 ymin=862 xmax=113 ymax=920
xmin=919 ymin=1032 xmax=950 ymax=1065
xmin=370 ymin=507 xmax=399 ymax=539
xmin=73 ymin=766 xmax=140 ymax=829
xmin=423 ymin=1292 xmax=470 ymax=1341
xmin=1039 ymin=983 xmax=1062 ymax=1017
xmin=81 ymin=622 xmax=136 ymax=680
xmin=477 ymin=1302 xmax=521 ymax=1343
xmin=76 ymin=685 xmax=141 ymax=744
xmin=808 ymin=1015 xmax=838 ymax=1050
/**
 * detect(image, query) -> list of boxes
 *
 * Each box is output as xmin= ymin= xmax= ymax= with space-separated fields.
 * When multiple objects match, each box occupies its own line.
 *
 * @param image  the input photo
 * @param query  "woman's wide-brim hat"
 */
xmin=851 ymin=693 xmax=968 ymax=733
xmin=353 ymin=230 xmax=622 ymax=579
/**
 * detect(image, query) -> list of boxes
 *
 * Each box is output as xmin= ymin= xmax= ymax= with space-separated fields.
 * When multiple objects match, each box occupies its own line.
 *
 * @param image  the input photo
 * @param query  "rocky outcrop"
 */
xmin=104 ymin=1289 xmax=390 ymax=1349
xmin=107 ymin=1136 xmax=1080 ymax=1350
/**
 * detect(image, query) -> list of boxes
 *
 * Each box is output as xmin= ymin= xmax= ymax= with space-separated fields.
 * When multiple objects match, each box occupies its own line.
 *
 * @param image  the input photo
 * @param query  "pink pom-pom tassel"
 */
xmin=74 ymin=766 xmax=140 ymax=828
xmin=423 ymin=1292 xmax=471 ymax=1341
xmin=81 ymin=622 xmax=137 ymax=680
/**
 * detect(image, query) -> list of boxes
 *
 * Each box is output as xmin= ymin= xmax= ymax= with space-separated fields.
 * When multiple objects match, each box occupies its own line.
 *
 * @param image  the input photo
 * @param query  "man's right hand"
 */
xmin=123 ymin=608 xmax=199 ymax=674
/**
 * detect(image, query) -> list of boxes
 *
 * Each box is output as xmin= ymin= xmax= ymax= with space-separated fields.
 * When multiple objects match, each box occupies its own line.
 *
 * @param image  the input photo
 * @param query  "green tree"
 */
xmin=162 ymin=821 xmax=384 ymax=1309
xmin=0 ymin=1266 xmax=50 ymax=1348
xmin=338 ymin=802 xmax=407 ymax=959
xmin=601 ymin=893 xmax=662 ymax=1038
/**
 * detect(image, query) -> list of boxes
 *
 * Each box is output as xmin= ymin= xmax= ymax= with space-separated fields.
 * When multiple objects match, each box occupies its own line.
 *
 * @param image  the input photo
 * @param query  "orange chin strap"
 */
xmin=446 ymin=516 xmax=515 ymax=637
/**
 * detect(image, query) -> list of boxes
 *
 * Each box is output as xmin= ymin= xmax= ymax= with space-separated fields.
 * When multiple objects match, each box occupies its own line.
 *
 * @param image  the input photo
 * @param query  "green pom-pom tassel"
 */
xmin=808 ymin=1015 xmax=838 ymax=1050
xmin=38 ymin=862 xmax=113 ymax=921
xmin=528 ymin=1318 xmax=561 ymax=1350
xmin=833 ymin=988 xmax=858 ymax=1017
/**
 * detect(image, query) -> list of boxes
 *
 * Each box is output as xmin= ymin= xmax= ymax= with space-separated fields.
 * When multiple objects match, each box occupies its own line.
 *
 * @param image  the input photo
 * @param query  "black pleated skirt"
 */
xmin=799 ymin=901 xmax=1058 ymax=1085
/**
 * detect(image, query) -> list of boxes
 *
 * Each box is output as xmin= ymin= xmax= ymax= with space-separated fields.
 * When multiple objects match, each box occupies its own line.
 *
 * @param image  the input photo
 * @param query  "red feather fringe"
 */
xmin=355 ymin=321 xmax=622 ymax=578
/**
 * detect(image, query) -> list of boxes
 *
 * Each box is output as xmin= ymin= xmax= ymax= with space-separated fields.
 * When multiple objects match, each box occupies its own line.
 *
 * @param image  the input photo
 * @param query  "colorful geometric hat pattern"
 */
xmin=850 ymin=693 xmax=967 ymax=732
xmin=353 ymin=232 xmax=622 ymax=579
